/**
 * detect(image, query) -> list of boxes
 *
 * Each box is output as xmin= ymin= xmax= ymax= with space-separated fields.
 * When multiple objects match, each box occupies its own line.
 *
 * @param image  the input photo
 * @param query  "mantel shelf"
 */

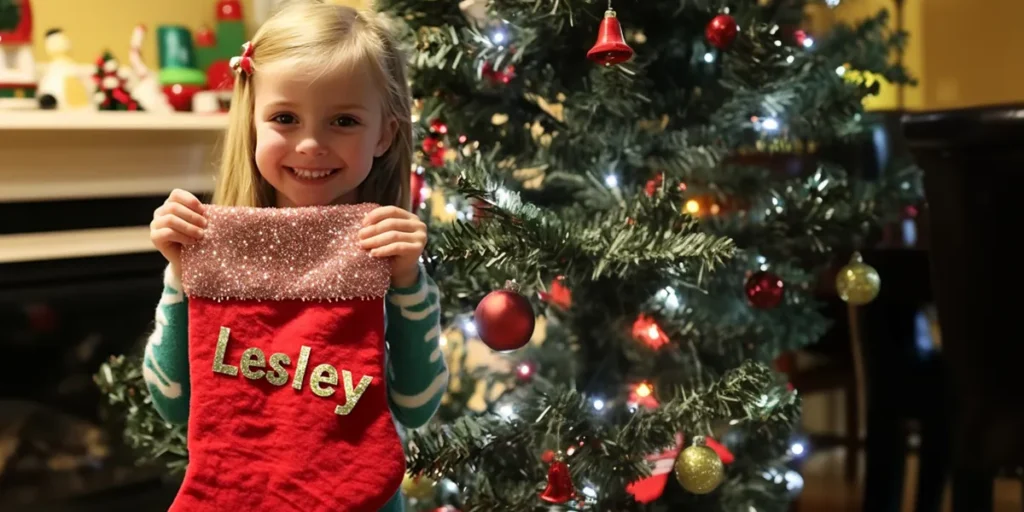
xmin=0 ymin=110 xmax=229 ymax=131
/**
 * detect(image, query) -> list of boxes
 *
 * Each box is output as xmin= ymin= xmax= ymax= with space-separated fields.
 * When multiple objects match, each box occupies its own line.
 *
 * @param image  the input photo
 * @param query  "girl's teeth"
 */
xmin=292 ymin=168 xmax=335 ymax=179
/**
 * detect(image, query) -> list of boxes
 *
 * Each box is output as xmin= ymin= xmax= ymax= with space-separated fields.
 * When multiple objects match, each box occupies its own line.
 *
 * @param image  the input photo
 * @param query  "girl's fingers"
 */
xmin=369 ymin=242 xmax=420 ymax=258
xmin=153 ymin=214 xmax=206 ymax=240
xmin=358 ymin=218 xmax=421 ymax=239
xmin=169 ymin=188 xmax=206 ymax=214
xmin=166 ymin=201 xmax=208 ymax=228
xmin=360 ymin=230 xmax=423 ymax=250
xmin=362 ymin=206 xmax=409 ymax=226
xmin=152 ymin=227 xmax=199 ymax=246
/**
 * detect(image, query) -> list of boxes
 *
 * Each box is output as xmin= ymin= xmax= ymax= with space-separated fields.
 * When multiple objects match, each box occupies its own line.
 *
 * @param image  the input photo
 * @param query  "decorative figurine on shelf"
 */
xmin=0 ymin=0 xmax=36 ymax=108
xmin=36 ymin=28 xmax=92 ymax=110
xmin=157 ymin=25 xmax=206 ymax=111
xmin=193 ymin=0 xmax=247 ymax=112
xmin=92 ymin=51 xmax=143 ymax=111
xmin=128 ymin=24 xmax=174 ymax=113
xmin=0 ymin=0 xmax=21 ymax=31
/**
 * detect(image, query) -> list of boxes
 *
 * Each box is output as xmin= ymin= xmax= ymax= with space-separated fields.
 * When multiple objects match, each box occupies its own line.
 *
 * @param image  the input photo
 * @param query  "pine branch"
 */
xmin=406 ymin=360 xmax=797 ymax=510
xmin=93 ymin=354 xmax=189 ymax=474
xmin=430 ymin=155 xmax=736 ymax=287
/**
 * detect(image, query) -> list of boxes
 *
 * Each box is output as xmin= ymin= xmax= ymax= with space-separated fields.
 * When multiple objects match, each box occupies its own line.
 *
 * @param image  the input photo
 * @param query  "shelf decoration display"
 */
xmin=156 ymin=0 xmax=246 ymax=112
xmin=157 ymin=25 xmax=207 ymax=111
xmin=36 ymin=28 xmax=91 ymax=110
xmin=128 ymin=24 xmax=175 ymax=113
xmin=0 ymin=0 xmax=37 ymax=108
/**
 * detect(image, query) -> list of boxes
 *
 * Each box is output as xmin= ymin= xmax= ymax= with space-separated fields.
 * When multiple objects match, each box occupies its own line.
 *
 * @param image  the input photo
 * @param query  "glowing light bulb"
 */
xmin=593 ymin=398 xmax=605 ymax=411
xmin=517 ymin=363 xmax=532 ymax=377
xmin=685 ymin=199 xmax=701 ymax=214
xmin=647 ymin=325 xmax=660 ymax=340
xmin=604 ymin=174 xmax=619 ymax=188
xmin=703 ymin=52 xmax=715 ymax=63
xmin=636 ymin=382 xmax=653 ymax=398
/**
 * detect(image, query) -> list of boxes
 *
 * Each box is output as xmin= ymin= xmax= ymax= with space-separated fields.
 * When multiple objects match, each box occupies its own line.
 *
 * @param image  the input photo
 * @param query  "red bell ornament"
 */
xmin=587 ymin=9 xmax=634 ymax=66
xmin=539 ymin=459 xmax=576 ymax=504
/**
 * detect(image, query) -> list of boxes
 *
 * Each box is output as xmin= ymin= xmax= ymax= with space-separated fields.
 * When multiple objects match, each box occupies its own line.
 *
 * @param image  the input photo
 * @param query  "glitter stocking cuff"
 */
xmin=180 ymin=204 xmax=391 ymax=301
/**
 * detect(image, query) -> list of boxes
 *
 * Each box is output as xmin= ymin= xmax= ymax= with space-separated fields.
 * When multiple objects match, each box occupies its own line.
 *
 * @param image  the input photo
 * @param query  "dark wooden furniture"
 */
xmin=903 ymin=104 xmax=1024 ymax=512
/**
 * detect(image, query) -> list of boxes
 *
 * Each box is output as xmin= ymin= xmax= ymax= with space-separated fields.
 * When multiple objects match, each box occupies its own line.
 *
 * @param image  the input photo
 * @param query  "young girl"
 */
xmin=142 ymin=2 xmax=447 ymax=510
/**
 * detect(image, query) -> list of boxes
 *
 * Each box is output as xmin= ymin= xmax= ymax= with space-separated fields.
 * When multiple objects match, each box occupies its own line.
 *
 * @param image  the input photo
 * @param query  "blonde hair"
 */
xmin=212 ymin=0 xmax=412 ymax=209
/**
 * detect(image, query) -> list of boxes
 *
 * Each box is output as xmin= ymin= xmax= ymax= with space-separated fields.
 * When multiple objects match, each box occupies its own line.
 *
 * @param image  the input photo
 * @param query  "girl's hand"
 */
xmin=150 ymin=189 xmax=207 ymax=277
xmin=359 ymin=206 xmax=427 ymax=288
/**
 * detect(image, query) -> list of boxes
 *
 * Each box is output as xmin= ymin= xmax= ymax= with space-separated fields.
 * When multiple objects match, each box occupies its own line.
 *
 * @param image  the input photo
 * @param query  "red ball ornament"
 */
xmin=792 ymin=29 xmax=808 ymax=47
xmin=745 ymin=271 xmax=785 ymax=309
xmin=196 ymin=25 xmax=216 ymax=47
xmin=475 ymin=284 xmax=535 ymax=352
xmin=217 ymin=0 xmax=243 ymax=20
xmin=706 ymin=14 xmax=739 ymax=50
xmin=422 ymin=135 xmax=441 ymax=154
xmin=410 ymin=170 xmax=425 ymax=213
xmin=430 ymin=118 xmax=448 ymax=135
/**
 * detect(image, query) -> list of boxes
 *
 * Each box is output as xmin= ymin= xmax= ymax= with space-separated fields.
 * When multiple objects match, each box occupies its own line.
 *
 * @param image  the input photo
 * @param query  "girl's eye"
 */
xmin=332 ymin=116 xmax=360 ymax=127
xmin=271 ymin=113 xmax=297 ymax=124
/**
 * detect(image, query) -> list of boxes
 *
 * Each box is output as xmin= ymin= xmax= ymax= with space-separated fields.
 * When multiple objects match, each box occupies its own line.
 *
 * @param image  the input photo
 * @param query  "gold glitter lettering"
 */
xmin=309 ymin=364 xmax=338 ymax=398
xmin=212 ymin=327 xmax=238 ymax=376
xmin=292 ymin=345 xmax=311 ymax=390
xmin=334 ymin=371 xmax=373 ymax=416
xmin=266 ymin=353 xmax=291 ymax=386
xmin=240 ymin=347 xmax=266 ymax=380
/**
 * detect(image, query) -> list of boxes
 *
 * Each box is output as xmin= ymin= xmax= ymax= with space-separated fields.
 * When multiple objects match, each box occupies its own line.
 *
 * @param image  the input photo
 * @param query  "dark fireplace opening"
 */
xmin=1 ymin=251 xmax=181 ymax=511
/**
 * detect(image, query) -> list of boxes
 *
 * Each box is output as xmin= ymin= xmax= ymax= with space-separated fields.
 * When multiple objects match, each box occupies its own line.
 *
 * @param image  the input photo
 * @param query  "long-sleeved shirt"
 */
xmin=142 ymin=264 xmax=448 ymax=511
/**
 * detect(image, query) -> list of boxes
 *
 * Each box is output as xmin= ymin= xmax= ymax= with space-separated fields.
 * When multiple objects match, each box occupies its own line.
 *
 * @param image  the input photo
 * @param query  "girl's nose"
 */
xmin=296 ymin=135 xmax=328 ymax=156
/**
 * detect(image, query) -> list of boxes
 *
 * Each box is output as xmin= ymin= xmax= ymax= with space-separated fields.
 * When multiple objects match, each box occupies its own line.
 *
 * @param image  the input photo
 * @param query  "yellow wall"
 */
xmin=812 ymin=0 xmax=1024 ymax=111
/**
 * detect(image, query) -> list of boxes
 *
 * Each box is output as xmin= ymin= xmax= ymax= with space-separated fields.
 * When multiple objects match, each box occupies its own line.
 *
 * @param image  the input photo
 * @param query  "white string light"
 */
xmin=497 ymin=404 xmax=515 ymax=420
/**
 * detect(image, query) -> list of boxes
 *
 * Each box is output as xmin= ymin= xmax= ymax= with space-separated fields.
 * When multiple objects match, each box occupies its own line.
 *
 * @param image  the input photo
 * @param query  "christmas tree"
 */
xmin=93 ymin=51 xmax=142 ymax=111
xmin=93 ymin=0 xmax=922 ymax=510
xmin=382 ymin=0 xmax=919 ymax=510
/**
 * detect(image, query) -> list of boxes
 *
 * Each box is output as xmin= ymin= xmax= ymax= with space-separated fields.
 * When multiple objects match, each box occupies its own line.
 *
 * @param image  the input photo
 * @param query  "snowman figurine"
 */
xmin=36 ymin=28 xmax=91 ymax=110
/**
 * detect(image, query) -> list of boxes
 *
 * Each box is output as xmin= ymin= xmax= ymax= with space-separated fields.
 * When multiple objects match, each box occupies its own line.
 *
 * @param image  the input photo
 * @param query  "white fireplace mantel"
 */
xmin=0 ymin=111 xmax=228 ymax=263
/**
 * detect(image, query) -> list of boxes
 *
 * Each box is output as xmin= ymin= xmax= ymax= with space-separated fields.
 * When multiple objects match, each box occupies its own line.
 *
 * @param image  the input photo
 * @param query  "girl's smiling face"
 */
xmin=252 ymin=60 xmax=397 ymax=208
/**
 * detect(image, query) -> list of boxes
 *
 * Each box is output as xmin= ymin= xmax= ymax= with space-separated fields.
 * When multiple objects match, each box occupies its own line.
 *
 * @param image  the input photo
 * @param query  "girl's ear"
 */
xmin=375 ymin=117 xmax=399 ymax=157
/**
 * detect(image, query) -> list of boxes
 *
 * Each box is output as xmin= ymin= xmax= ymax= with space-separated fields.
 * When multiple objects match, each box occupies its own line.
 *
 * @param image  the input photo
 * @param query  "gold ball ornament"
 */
xmin=675 ymin=441 xmax=725 ymax=494
xmin=401 ymin=472 xmax=436 ymax=500
xmin=835 ymin=252 xmax=881 ymax=306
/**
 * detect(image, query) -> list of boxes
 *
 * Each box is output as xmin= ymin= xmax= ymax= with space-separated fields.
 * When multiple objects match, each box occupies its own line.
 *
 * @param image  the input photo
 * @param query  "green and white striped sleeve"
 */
xmin=141 ymin=265 xmax=192 ymax=425
xmin=384 ymin=267 xmax=449 ymax=429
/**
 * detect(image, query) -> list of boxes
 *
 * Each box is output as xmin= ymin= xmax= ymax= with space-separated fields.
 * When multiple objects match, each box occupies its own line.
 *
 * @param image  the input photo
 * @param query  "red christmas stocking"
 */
xmin=173 ymin=204 xmax=405 ymax=512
